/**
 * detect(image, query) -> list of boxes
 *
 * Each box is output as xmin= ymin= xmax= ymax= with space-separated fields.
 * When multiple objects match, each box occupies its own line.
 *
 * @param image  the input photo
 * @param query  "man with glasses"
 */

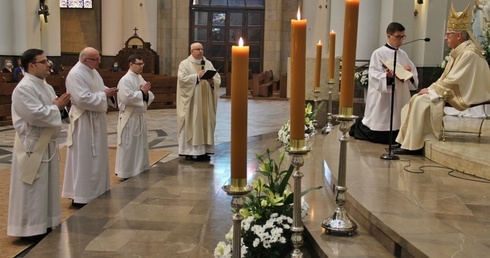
xmin=115 ymin=54 xmax=154 ymax=180
xmin=62 ymin=47 xmax=118 ymax=207
xmin=395 ymin=4 xmax=490 ymax=155
xmin=177 ymin=42 xmax=221 ymax=161
xmin=8 ymin=48 xmax=71 ymax=242
xmin=350 ymin=22 xmax=418 ymax=145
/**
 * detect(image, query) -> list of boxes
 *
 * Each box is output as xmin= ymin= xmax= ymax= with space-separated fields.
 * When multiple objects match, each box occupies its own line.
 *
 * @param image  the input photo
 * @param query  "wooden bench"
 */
xmin=0 ymin=83 xmax=16 ymax=125
xmin=1 ymin=73 xmax=15 ymax=83
xmin=441 ymin=102 xmax=490 ymax=142
xmin=251 ymin=73 xmax=273 ymax=97
xmin=279 ymin=73 xmax=287 ymax=98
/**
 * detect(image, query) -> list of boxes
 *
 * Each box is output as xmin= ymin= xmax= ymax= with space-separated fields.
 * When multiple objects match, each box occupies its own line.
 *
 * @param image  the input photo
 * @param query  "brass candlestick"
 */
xmin=321 ymin=79 xmax=335 ymax=134
xmin=222 ymin=184 xmax=253 ymax=258
xmin=321 ymin=114 xmax=358 ymax=235
xmin=287 ymin=139 xmax=311 ymax=257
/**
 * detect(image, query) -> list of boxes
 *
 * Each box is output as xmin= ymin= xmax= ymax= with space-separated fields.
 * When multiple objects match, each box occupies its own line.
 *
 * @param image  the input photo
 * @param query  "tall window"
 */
xmin=190 ymin=0 xmax=265 ymax=76
xmin=60 ymin=0 xmax=93 ymax=8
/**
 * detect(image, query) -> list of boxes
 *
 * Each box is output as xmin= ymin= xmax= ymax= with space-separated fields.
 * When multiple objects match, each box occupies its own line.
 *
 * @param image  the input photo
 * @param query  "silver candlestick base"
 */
xmin=222 ymin=184 xmax=253 ymax=258
xmin=311 ymin=88 xmax=321 ymax=127
xmin=322 ymin=114 xmax=358 ymax=235
xmin=321 ymin=80 xmax=335 ymax=134
xmin=287 ymin=140 xmax=311 ymax=257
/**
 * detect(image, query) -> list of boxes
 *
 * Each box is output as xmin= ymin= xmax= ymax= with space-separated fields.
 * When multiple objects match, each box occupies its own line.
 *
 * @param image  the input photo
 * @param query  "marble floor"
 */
xmin=4 ymin=88 xmax=490 ymax=257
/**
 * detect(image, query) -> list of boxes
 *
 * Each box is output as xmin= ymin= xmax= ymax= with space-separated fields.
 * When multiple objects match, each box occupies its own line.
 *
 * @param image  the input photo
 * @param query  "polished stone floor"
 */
xmin=4 ymin=88 xmax=490 ymax=257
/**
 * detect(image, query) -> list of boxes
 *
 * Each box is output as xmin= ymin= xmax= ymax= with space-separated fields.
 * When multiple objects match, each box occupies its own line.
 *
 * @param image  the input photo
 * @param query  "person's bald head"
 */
xmin=80 ymin=47 xmax=101 ymax=69
xmin=190 ymin=42 xmax=204 ymax=60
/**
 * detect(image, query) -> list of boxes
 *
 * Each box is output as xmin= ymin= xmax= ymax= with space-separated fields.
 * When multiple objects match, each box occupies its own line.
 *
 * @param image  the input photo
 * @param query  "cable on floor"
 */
xmin=399 ymin=159 xmax=490 ymax=183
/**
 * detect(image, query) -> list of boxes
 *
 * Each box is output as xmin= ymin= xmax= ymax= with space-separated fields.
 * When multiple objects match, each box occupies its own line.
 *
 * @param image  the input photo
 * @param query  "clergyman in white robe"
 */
xmin=115 ymin=68 xmax=154 ymax=179
xmin=8 ymin=51 xmax=70 ymax=238
xmin=62 ymin=48 xmax=117 ymax=204
xmin=351 ymin=44 xmax=418 ymax=144
xmin=177 ymin=46 xmax=221 ymax=158
xmin=396 ymin=40 xmax=490 ymax=151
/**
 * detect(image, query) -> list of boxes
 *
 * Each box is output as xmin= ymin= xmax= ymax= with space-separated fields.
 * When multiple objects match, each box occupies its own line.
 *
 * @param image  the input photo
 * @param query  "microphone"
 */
xmin=201 ymin=60 xmax=205 ymax=70
xmin=401 ymin=37 xmax=430 ymax=46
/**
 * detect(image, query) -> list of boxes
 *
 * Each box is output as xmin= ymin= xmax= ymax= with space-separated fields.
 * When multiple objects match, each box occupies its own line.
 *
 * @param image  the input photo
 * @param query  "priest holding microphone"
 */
xmin=177 ymin=42 xmax=221 ymax=161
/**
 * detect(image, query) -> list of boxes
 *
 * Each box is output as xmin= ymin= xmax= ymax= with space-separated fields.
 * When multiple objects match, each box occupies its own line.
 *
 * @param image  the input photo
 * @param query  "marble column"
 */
xmin=102 ymin=0 xmax=124 ymax=56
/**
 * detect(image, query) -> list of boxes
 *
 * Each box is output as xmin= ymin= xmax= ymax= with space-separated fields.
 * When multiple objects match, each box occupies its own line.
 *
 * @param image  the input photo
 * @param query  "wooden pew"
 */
xmin=1 ymin=73 xmax=15 ymax=83
xmin=0 ymin=83 xmax=16 ymax=125
xmin=251 ymin=73 xmax=273 ymax=97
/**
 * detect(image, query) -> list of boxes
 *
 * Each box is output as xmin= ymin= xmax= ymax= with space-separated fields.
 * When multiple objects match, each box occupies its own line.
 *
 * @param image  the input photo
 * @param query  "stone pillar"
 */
xmin=0 ymin=0 xmax=16 ymax=54
xmin=102 ymin=0 xmax=124 ymax=56
xmin=123 ymin=0 xmax=158 ymax=50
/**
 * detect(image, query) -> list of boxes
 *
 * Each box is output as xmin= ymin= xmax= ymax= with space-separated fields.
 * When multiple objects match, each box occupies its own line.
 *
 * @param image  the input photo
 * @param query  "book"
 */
xmin=201 ymin=70 xmax=217 ymax=80
xmin=381 ymin=59 xmax=413 ymax=82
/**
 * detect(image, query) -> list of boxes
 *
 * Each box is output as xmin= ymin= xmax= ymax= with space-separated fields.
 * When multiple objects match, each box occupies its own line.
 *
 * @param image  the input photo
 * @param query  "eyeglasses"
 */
xmin=31 ymin=59 xmax=50 ymax=65
xmin=192 ymin=48 xmax=204 ymax=51
xmin=445 ymin=32 xmax=458 ymax=37
xmin=133 ymin=62 xmax=145 ymax=66
xmin=390 ymin=34 xmax=407 ymax=40
xmin=86 ymin=57 xmax=101 ymax=61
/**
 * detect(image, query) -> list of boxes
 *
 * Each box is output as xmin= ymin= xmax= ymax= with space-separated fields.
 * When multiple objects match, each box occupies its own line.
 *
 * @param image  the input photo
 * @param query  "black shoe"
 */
xmin=393 ymin=147 xmax=423 ymax=155
xmin=20 ymin=231 xmax=49 ymax=243
xmin=196 ymin=154 xmax=211 ymax=161
xmin=390 ymin=143 xmax=401 ymax=149
xmin=71 ymin=200 xmax=87 ymax=208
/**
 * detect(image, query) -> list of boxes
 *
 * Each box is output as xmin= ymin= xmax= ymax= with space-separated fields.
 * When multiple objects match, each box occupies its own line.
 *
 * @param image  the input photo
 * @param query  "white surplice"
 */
xmin=62 ymin=61 xmax=115 ymax=203
xmin=115 ymin=70 xmax=154 ymax=178
xmin=8 ymin=73 xmax=63 ymax=237
xmin=363 ymin=44 xmax=418 ymax=131
xmin=177 ymin=56 xmax=221 ymax=156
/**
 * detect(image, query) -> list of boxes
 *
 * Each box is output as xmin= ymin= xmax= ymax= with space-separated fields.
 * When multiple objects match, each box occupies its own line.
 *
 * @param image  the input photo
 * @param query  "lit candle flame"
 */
xmin=331 ymin=30 xmax=335 ymax=33
xmin=297 ymin=8 xmax=301 ymax=20
xmin=239 ymin=37 xmax=244 ymax=47
xmin=318 ymin=40 xmax=322 ymax=44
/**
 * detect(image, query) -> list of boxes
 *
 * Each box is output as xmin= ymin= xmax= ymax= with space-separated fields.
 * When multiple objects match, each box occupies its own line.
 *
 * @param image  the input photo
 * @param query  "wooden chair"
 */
xmin=441 ymin=101 xmax=490 ymax=142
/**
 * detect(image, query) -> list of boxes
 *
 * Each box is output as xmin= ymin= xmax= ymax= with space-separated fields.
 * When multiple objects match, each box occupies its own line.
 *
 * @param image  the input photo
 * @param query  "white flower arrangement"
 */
xmin=214 ymin=213 xmax=293 ymax=258
xmin=440 ymin=54 xmax=450 ymax=68
xmin=277 ymin=102 xmax=317 ymax=148
xmin=214 ymin=150 xmax=321 ymax=258
xmin=354 ymin=69 xmax=369 ymax=89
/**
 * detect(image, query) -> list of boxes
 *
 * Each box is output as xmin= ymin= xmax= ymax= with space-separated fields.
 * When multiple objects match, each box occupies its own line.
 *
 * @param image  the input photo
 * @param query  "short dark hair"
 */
xmin=128 ymin=54 xmax=143 ymax=64
xmin=21 ymin=49 xmax=44 ymax=73
xmin=386 ymin=22 xmax=405 ymax=35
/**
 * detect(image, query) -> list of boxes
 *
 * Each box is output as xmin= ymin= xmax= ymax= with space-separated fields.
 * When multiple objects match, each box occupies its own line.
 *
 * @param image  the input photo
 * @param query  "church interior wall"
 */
xmin=0 ymin=0 xmax=483 ymax=83
xmin=60 ymin=1 xmax=101 ymax=55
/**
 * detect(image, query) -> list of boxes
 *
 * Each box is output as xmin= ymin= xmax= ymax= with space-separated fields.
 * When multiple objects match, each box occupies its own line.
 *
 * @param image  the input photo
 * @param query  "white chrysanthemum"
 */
xmin=253 ymin=238 xmax=260 ymax=247
xmin=225 ymin=227 xmax=233 ymax=241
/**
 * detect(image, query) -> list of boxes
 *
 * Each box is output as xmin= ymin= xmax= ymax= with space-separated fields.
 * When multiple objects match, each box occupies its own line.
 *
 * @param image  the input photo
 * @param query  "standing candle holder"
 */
xmin=222 ymin=184 xmax=253 ymax=258
xmin=321 ymin=79 xmax=335 ymax=134
xmin=311 ymin=88 xmax=321 ymax=127
xmin=321 ymin=114 xmax=358 ymax=235
xmin=287 ymin=140 xmax=310 ymax=257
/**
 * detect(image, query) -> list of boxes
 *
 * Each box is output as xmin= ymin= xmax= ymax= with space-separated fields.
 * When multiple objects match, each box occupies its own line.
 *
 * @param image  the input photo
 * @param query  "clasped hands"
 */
xmin=140 ymin=81 xmax=151 ymax=94
xmin=53 ymin=92 xmax=71 ymax=110
xmin=104 ymin=87 xmax=118 ymax=98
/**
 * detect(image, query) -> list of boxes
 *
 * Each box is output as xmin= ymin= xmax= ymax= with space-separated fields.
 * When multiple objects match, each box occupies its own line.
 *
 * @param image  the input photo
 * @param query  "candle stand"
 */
xmin=321 ymin=114 xmax=358 ymax=235
xmin=321 ymin=80 xmax=335 ymax=134
xmin=287 ymin=141 xmax=311 ymax=257
xmin=311 ymin=89 xmax=321 ymax=127
xmin=222 ymin=184 xmax=253 ymax=258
